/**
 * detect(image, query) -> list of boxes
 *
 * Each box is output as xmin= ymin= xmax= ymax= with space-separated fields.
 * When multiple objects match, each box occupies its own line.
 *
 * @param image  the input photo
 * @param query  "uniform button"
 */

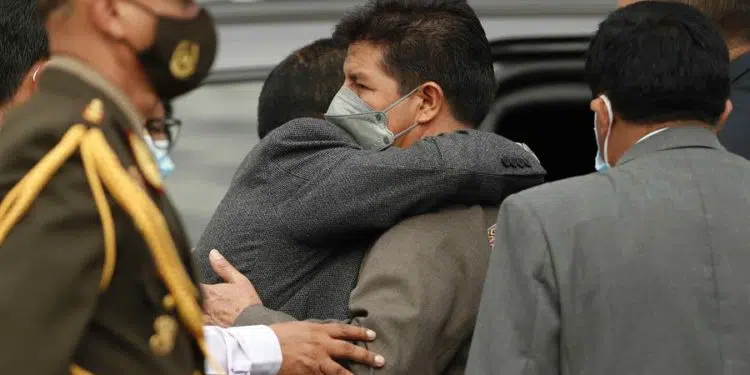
xmin=150 ymin=315 xmax=178 ymax=356
xmin=149 ymin=334 xmax=173 ymax=356
xmin=163 ymin=295 xmax=176 ymax=311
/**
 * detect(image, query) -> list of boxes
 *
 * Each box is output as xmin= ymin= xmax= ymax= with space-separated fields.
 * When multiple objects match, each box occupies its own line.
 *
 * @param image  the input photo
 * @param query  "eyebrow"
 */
xmin=346 ymin=70 xmax=368 ymax=84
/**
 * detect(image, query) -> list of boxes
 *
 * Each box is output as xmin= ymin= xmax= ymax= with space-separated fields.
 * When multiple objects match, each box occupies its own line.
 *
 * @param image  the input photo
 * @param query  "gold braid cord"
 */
xmin=0 ymin=125 xmax=215 ymax=372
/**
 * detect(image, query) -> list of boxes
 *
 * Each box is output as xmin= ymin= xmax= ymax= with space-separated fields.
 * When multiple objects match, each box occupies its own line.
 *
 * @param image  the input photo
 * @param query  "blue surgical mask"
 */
xmin=144 ymin=135 xmax=175 ymax=179
xmin=594 ymin=94 xmax=614 ymax=172
xmin=324 ymin=86 xmax=422 ymax=150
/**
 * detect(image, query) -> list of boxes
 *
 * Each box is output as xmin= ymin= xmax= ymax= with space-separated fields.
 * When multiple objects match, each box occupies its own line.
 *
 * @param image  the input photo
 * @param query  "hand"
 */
xmin=201 ymin=249 xmax=262 ymax=327
xmin=271 ymin=322 xmax=385 ymax=375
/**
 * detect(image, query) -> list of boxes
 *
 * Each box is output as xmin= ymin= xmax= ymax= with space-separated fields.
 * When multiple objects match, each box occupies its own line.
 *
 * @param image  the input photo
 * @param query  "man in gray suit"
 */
xmin=467 ymin=2 xmax=750 ymax=374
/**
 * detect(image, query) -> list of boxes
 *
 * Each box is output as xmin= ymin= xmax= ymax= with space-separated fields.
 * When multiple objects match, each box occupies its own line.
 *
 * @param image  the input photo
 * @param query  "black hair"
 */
xmin=257 ymin=38 xmax=348 ymax=138
xmin=333 ymin=0 xmax=495 ymax=127
xmin=586 ymin=1 xmax=730 ymax=125
xmin=0 ymin=0 xmax=49 ymax=105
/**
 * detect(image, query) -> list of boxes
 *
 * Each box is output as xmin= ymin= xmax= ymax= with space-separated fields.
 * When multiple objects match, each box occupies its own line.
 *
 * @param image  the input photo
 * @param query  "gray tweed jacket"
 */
xmin=194 ymin=117 xmax=545 ymax=320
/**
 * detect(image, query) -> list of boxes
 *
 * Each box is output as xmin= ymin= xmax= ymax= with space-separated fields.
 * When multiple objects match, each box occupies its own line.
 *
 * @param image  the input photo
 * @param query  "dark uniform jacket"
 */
xmin=195 ymin=117 xmax=546 ymax=320
xmin=0 ymin=57 xmax=204 ymax=375
xmin=719 ymin=52 xmax=750 ymax=159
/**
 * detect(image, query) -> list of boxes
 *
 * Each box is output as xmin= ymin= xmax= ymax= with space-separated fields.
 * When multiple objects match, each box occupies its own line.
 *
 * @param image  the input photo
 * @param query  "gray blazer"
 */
xmin=467 ymin=126 xmax=750 ymax=375
xmin=194 ymin=118 xmax=544 ymax=320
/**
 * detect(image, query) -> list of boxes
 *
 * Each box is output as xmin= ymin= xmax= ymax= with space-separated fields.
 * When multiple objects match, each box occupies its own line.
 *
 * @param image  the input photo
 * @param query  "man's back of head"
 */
xmin=257 ymin=38 xmax=347 ymax=139
xmin=587 ymin=1 xmax=731 ymax=166
xmin=330 ymin=0 xmax=496 ymax=147
xmin=0 ymin=0 xmax=49 ymax=122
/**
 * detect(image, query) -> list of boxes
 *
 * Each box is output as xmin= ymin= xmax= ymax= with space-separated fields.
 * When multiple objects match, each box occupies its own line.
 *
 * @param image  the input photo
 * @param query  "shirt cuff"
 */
xmin=204 ymin=325 xmax=282 ymax=375
xmin=231 ymin=325 xmax=282 ymax=375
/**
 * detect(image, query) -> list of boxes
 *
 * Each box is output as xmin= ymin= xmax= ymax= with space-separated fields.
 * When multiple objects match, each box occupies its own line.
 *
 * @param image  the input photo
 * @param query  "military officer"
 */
xmin=0 ymin=0 xmax=217 ymax=373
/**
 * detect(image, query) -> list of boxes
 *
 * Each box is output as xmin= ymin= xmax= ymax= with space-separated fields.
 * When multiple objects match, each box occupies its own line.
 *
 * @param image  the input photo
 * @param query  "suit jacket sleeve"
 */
xmin=268 ymin=119 xmax=544 ymax=245
xmin=465 ymin=196 xmax=560 ymax=375
xmin=235 ymin=206 xmax=495 ymax=375
xmin=0 ymin=129 xmax=103 ymax=373
xmin=235 ymin=305 xmax=298 ymax=326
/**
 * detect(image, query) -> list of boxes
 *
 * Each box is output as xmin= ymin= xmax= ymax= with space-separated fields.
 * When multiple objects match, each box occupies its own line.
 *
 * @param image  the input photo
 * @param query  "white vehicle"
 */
xmin=172 ymin=0 xmax=614 ymax=240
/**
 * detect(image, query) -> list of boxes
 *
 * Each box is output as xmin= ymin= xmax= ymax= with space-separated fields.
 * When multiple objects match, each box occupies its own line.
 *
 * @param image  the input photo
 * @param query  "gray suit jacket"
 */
xmin=467 ymin=126 xmax=750 ymax=375
xmin=236 ymin=205 xmax=499 ymax=375
xmin=195 ymin=118 xmax=544 ymax=320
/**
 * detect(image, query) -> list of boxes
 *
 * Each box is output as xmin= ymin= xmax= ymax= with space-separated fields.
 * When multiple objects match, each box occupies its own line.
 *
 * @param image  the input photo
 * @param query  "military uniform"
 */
xmin=0 ymin=57 xmax=206 ymax=374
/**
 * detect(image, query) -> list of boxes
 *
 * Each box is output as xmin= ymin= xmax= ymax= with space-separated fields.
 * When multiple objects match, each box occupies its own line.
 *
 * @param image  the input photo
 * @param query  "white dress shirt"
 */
xmin=204 ymin=325 xmax=282 ymax=375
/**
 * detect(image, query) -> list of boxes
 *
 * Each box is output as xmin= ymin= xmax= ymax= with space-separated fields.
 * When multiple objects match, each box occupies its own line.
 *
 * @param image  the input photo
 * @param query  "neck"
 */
xmin=421 ymin=117 xmax=471 ymax=138
xmin=49 ymin=35 xmax=157 ymax=118
xmin=607 ymin=120 xmax=709 ymax=164
xmin=396 ymin=114 xmax=470 ymax=148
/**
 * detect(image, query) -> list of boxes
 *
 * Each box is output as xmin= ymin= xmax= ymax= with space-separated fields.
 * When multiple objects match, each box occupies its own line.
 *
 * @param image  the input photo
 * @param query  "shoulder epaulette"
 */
xmin=0 ymin=98 xmax=210 ymax=366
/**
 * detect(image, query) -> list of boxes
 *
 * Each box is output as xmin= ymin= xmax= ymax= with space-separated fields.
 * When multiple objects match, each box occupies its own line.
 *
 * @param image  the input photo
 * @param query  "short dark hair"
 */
xmin=0 ymin=0 xmax=49 ymax=105
xmin=257 ymin=38 xmax=347 ymax=139
xmin=333 ymin=0 xmax=495 ymax=127
xmin=664 ymin=0 xmax=750 ymax=43
xmin=586 ymin=1 xmax=729 ymax=126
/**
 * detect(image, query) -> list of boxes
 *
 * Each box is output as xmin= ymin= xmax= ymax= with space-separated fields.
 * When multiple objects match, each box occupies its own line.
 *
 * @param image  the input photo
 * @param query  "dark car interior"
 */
xmin=483 ymin=36 xmax=597 ymax=182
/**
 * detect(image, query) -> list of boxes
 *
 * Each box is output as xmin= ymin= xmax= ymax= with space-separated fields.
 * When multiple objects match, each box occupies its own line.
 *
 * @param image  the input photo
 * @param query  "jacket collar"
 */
xmin=617 ymin=125 xmax=723 ymax=166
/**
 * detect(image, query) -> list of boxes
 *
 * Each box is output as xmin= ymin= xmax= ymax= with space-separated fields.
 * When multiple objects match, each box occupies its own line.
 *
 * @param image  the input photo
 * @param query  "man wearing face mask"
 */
xmin=197 ymin=1 xmax=545 ymax=374
xmin=197 ymin=0 xmax=544 ymax=319
xmin=0 ymin=0 xmax=218 ymax=373
xmin=467 ymin=2 xmax=750 ymax=374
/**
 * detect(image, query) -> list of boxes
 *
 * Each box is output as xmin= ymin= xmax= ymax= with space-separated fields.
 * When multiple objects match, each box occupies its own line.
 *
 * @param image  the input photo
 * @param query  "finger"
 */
xmin=209 ymin=249 xmax=246 ymax=284
xmin=324 ymin=324 xmax=376 ymax=342
xmin=319 ymin=359 xmax=352 ymax=375
xmin=328 ymin=340 xmax=385 ymax=368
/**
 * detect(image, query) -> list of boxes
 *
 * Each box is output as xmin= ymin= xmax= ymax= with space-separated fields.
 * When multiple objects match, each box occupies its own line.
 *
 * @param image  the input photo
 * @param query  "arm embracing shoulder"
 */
xmin=271 ymin=121 xmax=544 ymax=244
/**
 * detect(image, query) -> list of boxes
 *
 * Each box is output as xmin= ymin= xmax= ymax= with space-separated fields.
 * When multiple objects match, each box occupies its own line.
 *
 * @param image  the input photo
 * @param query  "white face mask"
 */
xmin=594 ymin=94 xmax=614 ymax=172
xmin=324 ymin=86 xmax=421 ymax=150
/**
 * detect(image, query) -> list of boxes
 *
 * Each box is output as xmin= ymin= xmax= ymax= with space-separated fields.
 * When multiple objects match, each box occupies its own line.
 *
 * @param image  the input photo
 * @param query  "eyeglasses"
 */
xmin=144 ymin=116 xmax=182 ymax=151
